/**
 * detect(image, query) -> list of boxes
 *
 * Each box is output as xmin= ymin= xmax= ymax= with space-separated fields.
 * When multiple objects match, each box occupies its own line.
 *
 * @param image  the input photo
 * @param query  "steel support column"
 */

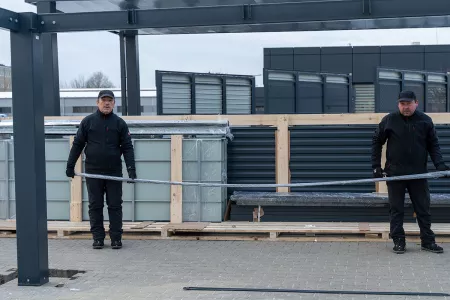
xmin=125 ymin=31 xmax=140 ymax=116
xmin=37 ymin=1 xmax=60 ymax=116
xmin=119 ymin=31 xmax=128 ymax=116
xmin=10 ymin=13 xmax=49 ymax=286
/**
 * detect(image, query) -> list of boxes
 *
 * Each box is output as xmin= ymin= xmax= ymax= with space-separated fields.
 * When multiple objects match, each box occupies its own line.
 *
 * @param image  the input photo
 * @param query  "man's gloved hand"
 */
xmin=436 ymin=163 xmax=450 ymax=177
xmin=127 ymin=168 xmax=136 ymax=183
xmin=66 ymin=168 xmax=75 ymax=178
xmin=373 ymin=167 xmax=384 ymax=178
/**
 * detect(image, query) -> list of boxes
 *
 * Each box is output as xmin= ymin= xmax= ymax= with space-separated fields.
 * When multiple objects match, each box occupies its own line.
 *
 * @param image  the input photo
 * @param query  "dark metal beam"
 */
xmin=124 ymin=31 xmax=141 ymax=116
xmin=0 ymin=7 xmax=21 ymax=31
xmin=37 ymin=1 xmax=61 ymax=116
xmin=119 ymin=31 xmax=128 ymax=116
xmin=36 ymin=0 xmax=450 ymax=33
xmin=10 ymin=12 xmax=49 ymax=286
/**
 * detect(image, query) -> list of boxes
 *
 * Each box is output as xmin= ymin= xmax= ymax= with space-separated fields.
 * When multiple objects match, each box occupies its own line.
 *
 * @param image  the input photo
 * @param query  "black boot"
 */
xmin=421 ymin=242 xmax=443 ymax=253
xmin=111 ymin=239 xmax=122 ymax=249
xmin=92 ymin=239 xmax=104 ymax=249
xmin=393 ymin=238 xmax=406 ymax=254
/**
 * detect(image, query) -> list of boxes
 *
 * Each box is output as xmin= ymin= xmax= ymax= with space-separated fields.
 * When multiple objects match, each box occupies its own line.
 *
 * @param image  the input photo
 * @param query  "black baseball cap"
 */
xmin=98 ymin=90 xmax=115 ymax=99
xmin=398 ymin=90 xmax=416 ymax=102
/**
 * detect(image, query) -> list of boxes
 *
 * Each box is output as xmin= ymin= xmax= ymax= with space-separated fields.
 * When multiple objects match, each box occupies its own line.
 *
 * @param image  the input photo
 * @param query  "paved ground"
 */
xmin=0 ymin=238 xmax=449 ymax=300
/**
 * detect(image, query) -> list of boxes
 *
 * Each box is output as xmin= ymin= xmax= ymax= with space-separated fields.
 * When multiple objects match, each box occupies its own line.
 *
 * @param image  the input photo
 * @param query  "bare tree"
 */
xmin=86 ymin=72 xmax=115 ymax=88
xmin=68 ymin=72 xmax=115 ymax=89
xmin=70 ymin=75 xmax=87 ymax=88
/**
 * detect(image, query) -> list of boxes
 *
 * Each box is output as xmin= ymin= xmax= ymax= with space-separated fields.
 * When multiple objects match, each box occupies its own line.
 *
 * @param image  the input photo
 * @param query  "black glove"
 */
xmin=127 ymin=168 xmax=136 ymax=183
xmin=373 ymin=167 xmax=384 ymax=178
xmin=436 ymin=163 xmax=450 ymax=177
xmin=66 ymin=168 xmax=75 ymax=178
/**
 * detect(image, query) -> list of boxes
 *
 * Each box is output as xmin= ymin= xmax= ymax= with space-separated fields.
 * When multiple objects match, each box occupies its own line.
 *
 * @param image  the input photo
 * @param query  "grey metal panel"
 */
xmin=195 ymin=76 xmax=222 ymax=114
xmin=227 ymin=127 xmax=276 ymax=196
xmin=161 ymin=73 xmax=192 ymax=114
xmin=429 ymin=125 xmax=450 ymax=193
xmin=226 ymin=78 xmax=252 ymax=114
xmin=354 ymin=84 xmax=375 ymax=113
xmin=290 ymin=125 xmax=377 ymax=193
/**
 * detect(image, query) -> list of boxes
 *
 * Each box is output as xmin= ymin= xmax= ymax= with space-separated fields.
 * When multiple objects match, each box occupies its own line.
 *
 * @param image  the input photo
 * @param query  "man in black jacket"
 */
xmin=372 ymin=91 xmax=448 ymax=254
xmin=66 ymin=90 xmax=136 ymax=249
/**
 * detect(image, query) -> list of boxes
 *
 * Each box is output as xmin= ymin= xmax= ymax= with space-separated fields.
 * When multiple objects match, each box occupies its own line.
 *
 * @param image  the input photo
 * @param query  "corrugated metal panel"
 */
xmin=354 ymin=84 xmax=375 ymax=113
xmin=428 ymin=125 xmax=450 ymax=193
xmin=161 ymin=73 xmax=191 ymax=114
xmin=298 ymin=74 xmax=321 ymax=83
xmin=195 ymin=76 xmax=222 ymax=114
xmin=379 ymin=69 xmax=401 ymax=80
xmin=226 ymin=78 xmax=252 ymax=114
xmin=227 ymin=127 xmax=276 ymax=195
xmin=290 ymin=125 xmax=376 ymax=193
xmin=229 ymin=205 xmax=450 ymax=223
xmin=404 ymin=72 xmax=424 ymax=81
xmin=268 ymin=71 xmax=295 ymax=82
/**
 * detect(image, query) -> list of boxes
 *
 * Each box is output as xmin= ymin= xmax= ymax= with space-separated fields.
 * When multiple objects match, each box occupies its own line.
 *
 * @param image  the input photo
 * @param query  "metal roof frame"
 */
xmin=1 ymin=0 xmax=450 ymax=287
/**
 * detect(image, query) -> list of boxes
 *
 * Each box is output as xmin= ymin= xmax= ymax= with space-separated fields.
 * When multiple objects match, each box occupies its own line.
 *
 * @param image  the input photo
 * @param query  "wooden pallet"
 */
xmin=1 ymin=220 xmax=450 ymax=242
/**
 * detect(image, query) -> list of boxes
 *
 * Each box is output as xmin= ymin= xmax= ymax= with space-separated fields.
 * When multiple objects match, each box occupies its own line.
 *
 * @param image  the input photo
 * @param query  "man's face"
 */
xmin=398 ymin=100 xmax=418 ymax=116
xmin=97 ymin=96 xmax=115 ymax=114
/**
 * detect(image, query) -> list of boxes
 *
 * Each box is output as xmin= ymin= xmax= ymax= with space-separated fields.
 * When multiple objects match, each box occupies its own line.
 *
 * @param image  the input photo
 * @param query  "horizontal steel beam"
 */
xmin=35 ymin=0 xmax=450 ymax=33
xmin=0 ymin=7 xmax=21 ymax=31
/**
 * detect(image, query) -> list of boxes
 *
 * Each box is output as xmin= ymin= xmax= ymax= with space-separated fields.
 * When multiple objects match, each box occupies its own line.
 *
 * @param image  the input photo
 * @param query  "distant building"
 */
xmin=0 ymin=64 xmax=12 ymax=92
xmin=0 ymin=88 xmax=157 ymax=117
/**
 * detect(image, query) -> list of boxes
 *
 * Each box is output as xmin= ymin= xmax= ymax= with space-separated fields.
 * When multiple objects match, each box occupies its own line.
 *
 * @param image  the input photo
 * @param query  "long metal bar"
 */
xmin=0 ymin=7 xmax=20 ymax=32
xmin=37 ymin=1 xmax=61 ymax=116
xmin=75 ymin=170 xmax=450 ymax=188
xmin=119 ymin=31 xmax=128 ymax=116
xmin=183 ymin=286 xmax=450 ymax=297
xmin=35 ymin=0 xmax=450 ymax=33
xmin=10 ymin=14 xmax=49 ymax=286
xmin=5 ymin=141 xmax=9 ymax=219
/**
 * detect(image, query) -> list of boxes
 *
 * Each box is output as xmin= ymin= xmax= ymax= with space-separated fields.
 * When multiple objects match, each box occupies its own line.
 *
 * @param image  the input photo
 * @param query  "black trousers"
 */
xmin=86 ymin=178 xmax=123 ymax=241
xmin=387 ymin=179 xmax=435 ymax=244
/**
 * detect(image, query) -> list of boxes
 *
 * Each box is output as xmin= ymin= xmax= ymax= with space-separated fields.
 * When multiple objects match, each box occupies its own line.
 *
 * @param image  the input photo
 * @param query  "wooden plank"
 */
xmin=170 ymin=135 xmax=183 ymax=223
xmin=16 ymin=113 xmax=450 ymax=126
xmin=69 ymin=136 xmax=83 ymax=222
xmin=130 ymin=221 xmax=154 ymax=229
xmin=358 ymin=222 xmax=370 ymax=232
xmin=276 ymin=115 xmax=289 ymax=193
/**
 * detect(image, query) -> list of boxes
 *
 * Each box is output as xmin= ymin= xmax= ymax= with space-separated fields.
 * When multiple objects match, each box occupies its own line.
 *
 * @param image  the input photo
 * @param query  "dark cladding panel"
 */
xmin=264 ymin=48 xmax=271 ymax=69
xmin=380 ymin=45 xmax=425 ymax=71
xmin=296 ymin=73 xmax=322 ymax=113
xmin=352 ymin=47 xmax=381 ymax=83
xmin=320 ymin=47 xmax=352 ymax=74
xmin=424 ymin=45 xmax=450 ymax=73
xmin=264 ymin=70 xmax=296 ymax=114
xmin=293 ymin=47 xmax=321 ymax=72
xmin=269 ymin=48 xmax=294 ymax=70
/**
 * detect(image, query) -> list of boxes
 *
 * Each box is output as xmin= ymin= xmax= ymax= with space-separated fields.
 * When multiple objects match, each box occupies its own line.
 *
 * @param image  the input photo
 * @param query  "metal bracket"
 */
xmin=362 ymin=0 xmax=372 ymax=15
xmin=127 ymin=9 xmax=137 ymax=25
xmin=242 ymin=5 xmax=252 ymax=20
xmin=0 ymin=7 xmax=21 ymax=32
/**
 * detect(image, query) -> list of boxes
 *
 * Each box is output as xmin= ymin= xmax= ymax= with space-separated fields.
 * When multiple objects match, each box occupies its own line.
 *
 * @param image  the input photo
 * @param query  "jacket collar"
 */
xmin=96 ymin=109 xmax=113 ymax=118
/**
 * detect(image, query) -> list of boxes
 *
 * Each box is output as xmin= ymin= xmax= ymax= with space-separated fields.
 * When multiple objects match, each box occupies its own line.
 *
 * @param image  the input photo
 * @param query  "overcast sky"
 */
xmin=2 ymin=0 xmax=450 ymax=88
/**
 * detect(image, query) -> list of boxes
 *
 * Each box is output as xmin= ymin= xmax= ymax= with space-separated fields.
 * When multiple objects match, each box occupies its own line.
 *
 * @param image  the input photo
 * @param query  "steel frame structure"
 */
xmin=1 ymin=0 xmax=450 ymax=287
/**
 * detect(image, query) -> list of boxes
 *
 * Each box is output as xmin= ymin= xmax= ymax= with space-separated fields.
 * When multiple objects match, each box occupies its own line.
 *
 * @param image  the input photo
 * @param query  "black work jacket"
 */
xmin=371 ymin=110 xmax=445 ymax=176
xmin=66 ymin=109 xmax=135 ymax=176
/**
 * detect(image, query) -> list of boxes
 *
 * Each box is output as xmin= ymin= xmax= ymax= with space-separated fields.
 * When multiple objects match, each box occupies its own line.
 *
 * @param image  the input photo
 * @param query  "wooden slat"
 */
xmin=170 ymin=135 xmax=183 ymax=223
xmin=276 ymin=115 xmax=289 ymax=193
xmin=69 ymin=136 xmax=83 ymax=222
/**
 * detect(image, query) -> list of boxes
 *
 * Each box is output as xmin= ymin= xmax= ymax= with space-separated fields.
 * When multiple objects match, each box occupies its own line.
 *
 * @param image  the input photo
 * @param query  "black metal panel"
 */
xmin=428 ymin=125 xmax=450 ymax=193
xmin=424 ymin=45 xmax=450 ymax=73
xmin=227 ymin=127 xmax=276 ymax=196
xmin=380 ymin=45 xmax=425 ymax=71
xmin=320 ymin=47 xmax=353 ymax=74
xmin=264 ymin=69 xmax=353 ymax=114
xmin=269 ymin=48 xmax=294 ymax=70
xmin=229 ymin=205 xmax=450 ymax=223
xmin=352 ymin=46 xmax=381 ymax=83
xmin=375 ymin=67 xmax=449 ymax=113
xmin=294 ymin=47 xmax=321 ymax=72
xmin=125 ymin=31 xmax=141 ymax=115
xmin=290 ymin=125 xmax=377 ymax=193
xmin=0 ymin=7 xmax=21 ymax=31
xmin=255 ymin=86 xmax=265 ymax=113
